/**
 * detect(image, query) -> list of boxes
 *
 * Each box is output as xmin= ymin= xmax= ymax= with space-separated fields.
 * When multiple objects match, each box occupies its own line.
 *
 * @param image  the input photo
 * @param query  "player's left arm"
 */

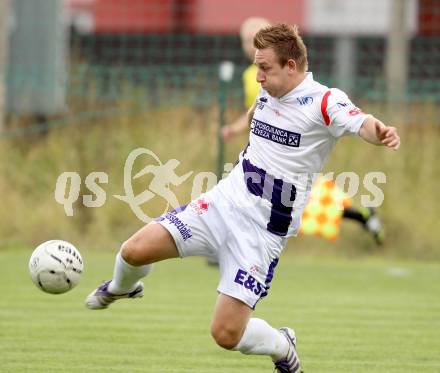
xmin=359 ymin=115 xmax=401 ymax=150
xmin=320 ymin=88 xmax=400 ymax=151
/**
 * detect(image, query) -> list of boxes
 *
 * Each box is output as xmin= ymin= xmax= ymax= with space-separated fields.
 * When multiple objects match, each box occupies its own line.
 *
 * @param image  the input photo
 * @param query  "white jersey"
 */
xmin=217 ymin=72 xmax=368 ymax=238
xmin=158 ymin=73 xmax=368 ymax=307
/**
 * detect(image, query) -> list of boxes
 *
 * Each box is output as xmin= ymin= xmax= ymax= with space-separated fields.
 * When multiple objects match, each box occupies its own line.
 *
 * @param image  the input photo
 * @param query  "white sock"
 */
xmin=234 ymin=318 xmax=289 ymax=361
xmin=108 ymin=252 xmax=153 ymax=294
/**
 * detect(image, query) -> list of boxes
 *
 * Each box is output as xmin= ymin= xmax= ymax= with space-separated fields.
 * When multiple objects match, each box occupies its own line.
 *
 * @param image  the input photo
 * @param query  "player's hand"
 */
xmin=375 ymin=121 xmax=400 ymax=150
xmin=221 ymin=125 xmax=237 ymax=141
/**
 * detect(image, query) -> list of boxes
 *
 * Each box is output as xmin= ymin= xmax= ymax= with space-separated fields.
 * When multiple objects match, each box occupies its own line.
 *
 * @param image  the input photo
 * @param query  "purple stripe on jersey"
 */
xmin=155 ymin=204 xmax=188 ymax=222
xmin=170 ymin=204 xmax=188 ymax=214
xmin=242 ymin=158 xmax=296 ymax=236
xmin=267 ymin=179 xmax=296 ymax=236
xmin=242 ymin=158 xmax=265 ymax=197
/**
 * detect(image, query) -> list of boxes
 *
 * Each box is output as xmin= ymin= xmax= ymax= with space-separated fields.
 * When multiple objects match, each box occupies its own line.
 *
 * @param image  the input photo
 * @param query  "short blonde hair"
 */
xmin=254 ymin=23 xmax=308 ymax=72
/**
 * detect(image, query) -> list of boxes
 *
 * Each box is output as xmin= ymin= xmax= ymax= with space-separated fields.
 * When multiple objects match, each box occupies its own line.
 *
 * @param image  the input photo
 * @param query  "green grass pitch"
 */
xmin=1 ymin=248 xmax=439 ymax=372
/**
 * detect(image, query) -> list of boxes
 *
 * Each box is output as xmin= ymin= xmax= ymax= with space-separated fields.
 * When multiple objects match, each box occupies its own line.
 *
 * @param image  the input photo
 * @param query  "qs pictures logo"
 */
xmin=113 ymin=148 xmax=193 ymax=222
xmin=54 ymin=148 xmax=231 ymax=223
xmin=54 ymin=148 xmax=387 ymax=223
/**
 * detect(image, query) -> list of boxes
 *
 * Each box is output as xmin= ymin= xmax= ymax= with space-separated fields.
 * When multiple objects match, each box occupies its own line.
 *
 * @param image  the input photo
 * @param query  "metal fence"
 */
xmin=1 ymin=0 xmax=440 ymax=135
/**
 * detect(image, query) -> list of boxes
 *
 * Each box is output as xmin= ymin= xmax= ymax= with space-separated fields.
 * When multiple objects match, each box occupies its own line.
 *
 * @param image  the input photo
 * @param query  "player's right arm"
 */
xmin=221 ymin=100 xmax=257 ymax=140
xmin=247 ymin=100 xmax=257 ymax=127
xmin=222 ymin=65 xmax=259 ymax=141
xmin=221 ymin=113 xmax=250 ymax=141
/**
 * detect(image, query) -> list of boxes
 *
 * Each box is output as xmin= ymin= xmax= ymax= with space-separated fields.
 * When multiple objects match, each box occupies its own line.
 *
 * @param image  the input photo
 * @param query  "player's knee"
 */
xmin=120 ymin=238 xmax=145 ymax=266
xmin=210 ymin=323 xmax=242 ymax=350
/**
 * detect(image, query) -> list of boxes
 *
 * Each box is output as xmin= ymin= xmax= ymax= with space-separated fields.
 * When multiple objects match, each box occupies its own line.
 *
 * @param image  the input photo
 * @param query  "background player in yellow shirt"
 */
xmin=222 ymin=17 xmax=384 ymax=244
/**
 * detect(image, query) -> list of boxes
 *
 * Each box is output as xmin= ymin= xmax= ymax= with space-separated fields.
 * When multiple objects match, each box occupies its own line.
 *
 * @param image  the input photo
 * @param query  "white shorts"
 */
xmin=156 ymin=185 xmax=287 ymax=309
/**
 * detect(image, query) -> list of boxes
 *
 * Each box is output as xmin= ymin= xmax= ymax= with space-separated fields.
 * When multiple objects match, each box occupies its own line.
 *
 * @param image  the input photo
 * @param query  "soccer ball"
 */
xmin=28 ymin=240 xmax=84 ymax=294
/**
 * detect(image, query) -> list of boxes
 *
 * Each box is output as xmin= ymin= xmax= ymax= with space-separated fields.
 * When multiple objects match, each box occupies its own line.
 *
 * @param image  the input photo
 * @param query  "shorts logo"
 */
xmin=249 ymin=264 xmax=260 ymax=275
xmin=251 ymin=119 xmax=301 ymax=148
xmin=234 ymin=268 xmax=264 ymax=296
xmin=190 ymin=198 xmax=209 ymax=215
xmin=158 ymin=209 xmax=192 ymax=241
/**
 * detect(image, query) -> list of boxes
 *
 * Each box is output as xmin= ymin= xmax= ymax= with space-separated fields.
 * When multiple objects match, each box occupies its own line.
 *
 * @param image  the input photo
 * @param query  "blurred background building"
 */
xmin=1 ymin=0 xmax=439 ymax=133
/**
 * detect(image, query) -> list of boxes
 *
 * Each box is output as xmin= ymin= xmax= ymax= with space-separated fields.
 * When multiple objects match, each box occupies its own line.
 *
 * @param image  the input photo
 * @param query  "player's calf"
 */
xmin=211 ymin=323 xmax=245 ymax=350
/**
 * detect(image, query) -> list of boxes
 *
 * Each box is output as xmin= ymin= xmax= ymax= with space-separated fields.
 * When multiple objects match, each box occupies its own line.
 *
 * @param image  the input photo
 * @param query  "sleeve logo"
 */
xmin=296 ymin=96 xmax=313 ymax=106
xmin=348 ymin=107 xmax=363 ymax=116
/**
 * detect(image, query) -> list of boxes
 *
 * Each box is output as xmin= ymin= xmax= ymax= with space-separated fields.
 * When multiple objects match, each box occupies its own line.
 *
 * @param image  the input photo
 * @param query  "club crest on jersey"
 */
xmin=251 ymin=118 xmax=301 ymax=148
xmin=257 ymin=97 xmax=267 ymax=110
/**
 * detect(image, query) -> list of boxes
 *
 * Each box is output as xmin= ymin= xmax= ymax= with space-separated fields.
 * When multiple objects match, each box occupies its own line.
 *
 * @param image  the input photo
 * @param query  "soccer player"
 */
xmin=223 ymin=17 xmax=384 ymax=245
xmin=85 ymin=24 xmax=400 ymax=373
